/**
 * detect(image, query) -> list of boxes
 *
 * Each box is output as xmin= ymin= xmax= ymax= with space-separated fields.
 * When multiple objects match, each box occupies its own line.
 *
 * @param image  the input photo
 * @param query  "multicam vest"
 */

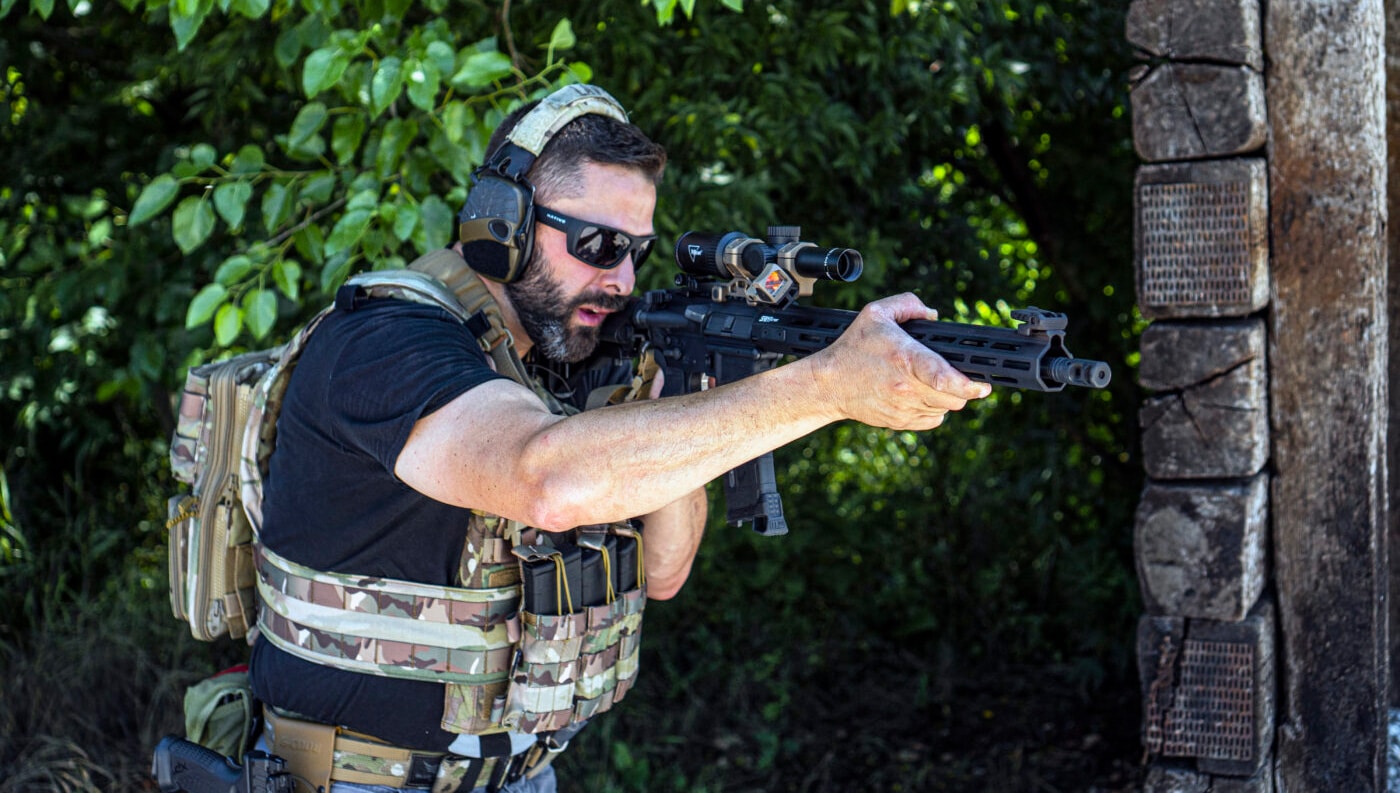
xmin=240 ymin=252 xmax=647 ymax=735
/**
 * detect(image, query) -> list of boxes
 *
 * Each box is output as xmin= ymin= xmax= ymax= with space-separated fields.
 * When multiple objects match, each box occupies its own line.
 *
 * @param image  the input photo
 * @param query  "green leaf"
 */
xmin=261 ymin=182 xmax=292 ymax=233
xmin=213 ymin=181 xmax=254 ymax=229
xmin=172 ymin=196 xmax=216 ymax=254
xmin=330 ymin=113 xmax=366 ymax=166
xmin=449 ymin=51 xmax=513 ymax=90
xmin=186 ymin=283 xmax=228 ymax=328
xmin=287 ymin=101 xmax=329 ymax=153
xmin=720 ymin=0 xmax=743 ymax=9
xmin=272 ymin=258 xmax=302 ymax=301
xmin=229 ymin=0 xmax=269 ymax=17
xmin=319 ymin=252 xmax=352 ymax=293
xmin=230 ymin=145 xmax=265 ymax=175
xmin=294 ymin=224 xmax=325 ymax=264
xmin=405 ymin=58 xmax=440 ymax=112
xmin=300 ymin=170 xmax=335 ymax=204
xmin=427 ymin=124 xmax=474 ymax=184
xmin=214 ymin=303 xmax=244 ymax=345
xmin=214 ymin=254 xmax=253 ymax=285
xmin=274 ymin=26 xmax=302 ymax=69
xmin=331 ymin=113 xmax=367 ymax=165
xmin=375 ymin=117 xmax=417 ymax=179
xmin=346 ymin=187 xmax=379 ymax=211
xmin=413 ymin=195 xmax=452 ymax=253
xmin=547 ymin=18 xmax=576 ymax=58
xmin=652 ymin=0 xmax=679 ymax=26
xmin=567 ymin=62 xmax=594 ymax=83
xmin=242 ymin=288 xmax=278 ymax=339
xmin=190 ymin=143 xmax=218 ymax=172
xmin=303 ymin=46 xmax=350 ymax=98
xmin=30 ymin=0 xmax=55 ymax=20
xmin=170 ymin=0 xmax=211 ymax=51
xmin=370 ymin=56 xmax=404 ymax=118
xmin=128 ymin=174 xmax=179 ymax=226
xmin=440 ymin=100 xmax=473 ymax=146
xmin=325 ymin=208 xmax=373 ymax=257
xmin=390 ymin=199 xmax=419 ymax=241
xmin=0 ymin=0 xmax=20 ymax=20
xmin=426 ymin=41 xmax=455 ymax=76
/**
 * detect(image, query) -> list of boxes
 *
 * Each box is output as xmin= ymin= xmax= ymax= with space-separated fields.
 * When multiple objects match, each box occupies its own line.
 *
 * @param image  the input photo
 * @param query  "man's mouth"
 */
xmin=575 ymin=305 xmax=612 ymax=326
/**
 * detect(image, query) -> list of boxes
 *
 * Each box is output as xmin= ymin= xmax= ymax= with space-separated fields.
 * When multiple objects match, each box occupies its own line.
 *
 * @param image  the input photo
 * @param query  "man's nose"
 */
xmin=597 ymin=256 xmax=636 ymax=295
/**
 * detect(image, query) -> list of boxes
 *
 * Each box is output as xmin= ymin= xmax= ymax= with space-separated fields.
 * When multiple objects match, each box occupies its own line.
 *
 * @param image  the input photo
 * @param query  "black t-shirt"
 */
xmin=249 ymin=295 xmax=634 ymax=750
xmin=249 ymin=297 xmax=506 ymax=750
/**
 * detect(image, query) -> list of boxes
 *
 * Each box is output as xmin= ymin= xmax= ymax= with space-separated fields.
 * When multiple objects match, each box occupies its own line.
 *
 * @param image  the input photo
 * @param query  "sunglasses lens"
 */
xmin=573 ymin=226 xmax=618 ymax=267
xmin=575 ymin=226 xmax=644 ymax=269
xmin=633 ymin=238 xmax=654 ymax=269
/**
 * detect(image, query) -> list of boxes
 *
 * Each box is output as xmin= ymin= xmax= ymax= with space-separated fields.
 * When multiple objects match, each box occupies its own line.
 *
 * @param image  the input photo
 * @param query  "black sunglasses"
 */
xmin=535 ymin=204 xmax=657 ymax=270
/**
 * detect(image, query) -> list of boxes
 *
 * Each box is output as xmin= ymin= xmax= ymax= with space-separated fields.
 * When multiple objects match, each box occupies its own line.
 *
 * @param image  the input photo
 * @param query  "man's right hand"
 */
xmin=807 ymin=292 xmax=992 ymax=430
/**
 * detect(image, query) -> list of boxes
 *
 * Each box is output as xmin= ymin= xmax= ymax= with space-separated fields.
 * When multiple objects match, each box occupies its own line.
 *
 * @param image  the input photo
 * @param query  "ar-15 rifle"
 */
xmin=598 ymin=225 xmax=1111 ymax=537
xmin=151 ymin=735 xmax=294 ymax=793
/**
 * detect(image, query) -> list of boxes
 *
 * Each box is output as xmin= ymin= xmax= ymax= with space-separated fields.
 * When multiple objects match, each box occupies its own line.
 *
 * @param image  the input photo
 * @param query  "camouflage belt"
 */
xmin=263 ymin=708 xmax=552 ymax=792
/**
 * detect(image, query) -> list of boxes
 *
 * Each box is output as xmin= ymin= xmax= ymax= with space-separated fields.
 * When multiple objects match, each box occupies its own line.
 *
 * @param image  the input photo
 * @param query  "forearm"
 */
xmin=638 ymin=486 xmax=708 ymax=600
xmin=518 ymin=358 xmax=833 ymax=528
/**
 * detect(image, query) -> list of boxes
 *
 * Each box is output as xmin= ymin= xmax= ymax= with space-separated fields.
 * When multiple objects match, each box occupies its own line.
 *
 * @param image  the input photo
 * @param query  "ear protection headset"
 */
xmin=457 ymin=84 xmax=631 ymax=283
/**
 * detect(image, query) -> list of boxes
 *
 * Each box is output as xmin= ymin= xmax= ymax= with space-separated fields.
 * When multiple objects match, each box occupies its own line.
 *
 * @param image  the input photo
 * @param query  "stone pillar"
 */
xmin=1127 ymin=1 xmax=1276 ymax=788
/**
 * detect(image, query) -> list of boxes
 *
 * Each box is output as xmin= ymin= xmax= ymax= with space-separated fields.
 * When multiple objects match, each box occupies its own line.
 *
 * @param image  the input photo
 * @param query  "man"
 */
xmin=248 ymin=84 xmax=988 ymax=793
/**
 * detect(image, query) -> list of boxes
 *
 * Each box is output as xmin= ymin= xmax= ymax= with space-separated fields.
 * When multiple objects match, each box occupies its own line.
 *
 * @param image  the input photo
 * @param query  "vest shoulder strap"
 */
xmin=401 ymin=250 xmax=573 ymax=415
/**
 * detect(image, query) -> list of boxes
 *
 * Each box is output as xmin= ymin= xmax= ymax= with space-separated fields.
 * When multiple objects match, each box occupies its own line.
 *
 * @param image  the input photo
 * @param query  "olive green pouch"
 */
xmin=183 ymin=665 xmax=257 ymax=759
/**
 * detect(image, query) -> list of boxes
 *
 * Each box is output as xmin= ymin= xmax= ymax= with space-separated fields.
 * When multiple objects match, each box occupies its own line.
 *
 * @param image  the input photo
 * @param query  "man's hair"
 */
xmin=485 ymin=95 xmax=667 ymax=203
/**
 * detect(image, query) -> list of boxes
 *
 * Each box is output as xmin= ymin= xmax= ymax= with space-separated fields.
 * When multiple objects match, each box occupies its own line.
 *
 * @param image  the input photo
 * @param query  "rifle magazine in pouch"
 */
xmin=572 ymin=534 xmax=642 ymax=721
xmin=504 ymin=545 xmax=585 ymax=734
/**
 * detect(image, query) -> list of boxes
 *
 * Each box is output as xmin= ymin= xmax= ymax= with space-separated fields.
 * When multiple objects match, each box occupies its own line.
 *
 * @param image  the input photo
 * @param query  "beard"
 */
xmin=505 ymin=249 xmax=629 ymax=363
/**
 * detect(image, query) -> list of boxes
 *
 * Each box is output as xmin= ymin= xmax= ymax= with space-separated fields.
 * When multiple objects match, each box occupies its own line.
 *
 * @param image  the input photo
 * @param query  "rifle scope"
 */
xmin=675 ymin=227 xmax=863 ymax=283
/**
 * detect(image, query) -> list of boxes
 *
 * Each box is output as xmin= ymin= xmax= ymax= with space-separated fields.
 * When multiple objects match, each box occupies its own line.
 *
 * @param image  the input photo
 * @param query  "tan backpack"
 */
xmin=165 ymin=264 xmax=483 ymax=641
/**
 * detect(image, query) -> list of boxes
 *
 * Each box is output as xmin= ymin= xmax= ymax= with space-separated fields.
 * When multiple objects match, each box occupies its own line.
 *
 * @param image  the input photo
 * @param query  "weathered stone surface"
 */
xmin=1135 ymin=159 xmax=1269 ymax=319
xmin=1266 ymin=1 xmax=1388 ymax=789
xmin=1127 ymin=0 xmax=1264 ymax=70
xmin=1142 ymin=763 xmax=1210 ymax=793
xmin=1141 ymin=761 xmax=1274 ymax=792
xmin=1213 ymin=766 xmax=1274 ymax=792
xmin=1131 ymin=64 xmax=1267 ymax=162
xmin=1139 ymin=319 xmax=1268 ymax=479
xmin=1135 ymin=473 xmax=1268 ymax=621
xmin=1138 ymin=601 xmax=1275 ymax=778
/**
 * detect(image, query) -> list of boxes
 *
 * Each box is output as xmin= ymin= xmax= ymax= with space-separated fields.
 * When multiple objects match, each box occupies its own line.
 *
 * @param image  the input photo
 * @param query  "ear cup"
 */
xmin=457 ymin=85 xmax=631 ymax=283
xmin=458 ymin=174 xmax=534 ymax=283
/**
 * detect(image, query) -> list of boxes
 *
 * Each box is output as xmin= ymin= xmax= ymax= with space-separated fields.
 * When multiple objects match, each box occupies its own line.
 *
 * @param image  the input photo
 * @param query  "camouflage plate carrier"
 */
xmin=168 ymin=249 xmax=648 ymax=737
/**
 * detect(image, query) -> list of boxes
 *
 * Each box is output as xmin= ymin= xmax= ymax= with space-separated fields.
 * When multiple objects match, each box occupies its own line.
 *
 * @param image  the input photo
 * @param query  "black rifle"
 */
xmin=598 ymin=226 xmax=1111 ymax=537
xmin=151 ymin=735 xmax=294 ymax=793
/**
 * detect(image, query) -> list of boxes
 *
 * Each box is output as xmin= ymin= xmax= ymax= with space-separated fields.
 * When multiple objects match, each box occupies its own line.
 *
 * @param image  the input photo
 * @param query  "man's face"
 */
xmin=507 ymin=162 xmax=657 ymax=362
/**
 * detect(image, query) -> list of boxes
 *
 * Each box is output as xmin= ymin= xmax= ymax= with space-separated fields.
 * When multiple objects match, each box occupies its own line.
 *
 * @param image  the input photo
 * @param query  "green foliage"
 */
xmin=1 ymin=0 xmax=1141 ymax=789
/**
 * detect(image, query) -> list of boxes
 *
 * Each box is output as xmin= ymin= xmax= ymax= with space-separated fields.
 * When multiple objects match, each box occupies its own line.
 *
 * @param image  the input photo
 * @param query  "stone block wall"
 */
xmin=1127 ymin=2 xmax=1275 ymax=789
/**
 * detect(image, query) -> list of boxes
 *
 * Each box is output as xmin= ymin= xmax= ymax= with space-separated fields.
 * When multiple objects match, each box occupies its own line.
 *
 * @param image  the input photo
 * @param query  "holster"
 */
xmin=263 ymin=708 xmax=335 ymax=793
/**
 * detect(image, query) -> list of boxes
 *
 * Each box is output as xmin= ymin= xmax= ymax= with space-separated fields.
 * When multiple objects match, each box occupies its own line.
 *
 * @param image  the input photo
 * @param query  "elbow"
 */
xmin=644 ymin=561 xmax=693 ymax=601
xmin=645 ymin=577 xmax=685 ymax=601
xmin=517 ymin=499 xmax=590 ymax=534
